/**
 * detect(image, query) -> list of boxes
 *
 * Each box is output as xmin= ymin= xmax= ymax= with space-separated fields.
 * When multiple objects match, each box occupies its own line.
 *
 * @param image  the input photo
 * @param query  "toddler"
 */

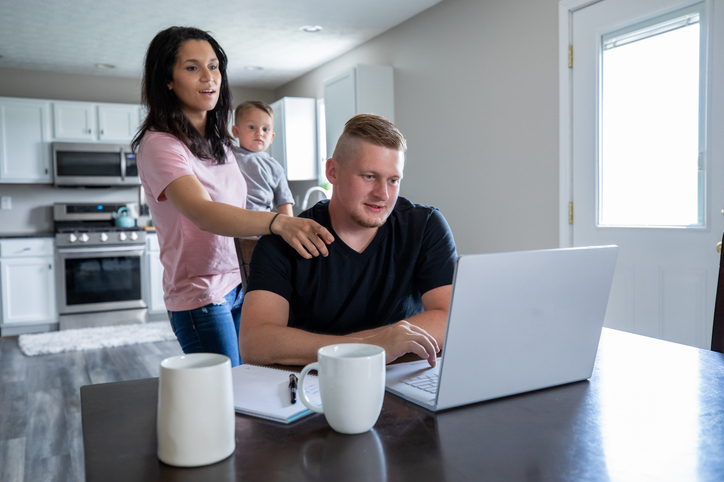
xmin=232 ymin=101 xmax=294 ymax=215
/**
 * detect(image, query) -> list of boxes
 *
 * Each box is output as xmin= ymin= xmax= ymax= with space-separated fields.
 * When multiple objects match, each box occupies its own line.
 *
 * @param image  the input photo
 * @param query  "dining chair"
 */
xmin=233 ymin=237 xmax=259 ymax=293
xmin=712 ymin=232 xmax=724 ymax=353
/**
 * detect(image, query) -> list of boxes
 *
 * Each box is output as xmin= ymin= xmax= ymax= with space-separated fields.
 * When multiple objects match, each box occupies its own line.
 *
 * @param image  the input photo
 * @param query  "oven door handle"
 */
xmin=57 ymin=246 xmax=145 ymax=255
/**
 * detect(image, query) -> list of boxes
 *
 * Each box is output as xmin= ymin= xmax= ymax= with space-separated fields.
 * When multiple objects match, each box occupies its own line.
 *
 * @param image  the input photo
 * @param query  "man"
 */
xmin=239 ymin=114 xmax=457 ymax=367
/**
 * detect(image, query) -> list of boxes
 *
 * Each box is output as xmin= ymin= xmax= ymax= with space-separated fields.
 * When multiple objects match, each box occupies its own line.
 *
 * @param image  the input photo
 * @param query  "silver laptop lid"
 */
xmin=434 ymin=245 xmax=618 ymax=410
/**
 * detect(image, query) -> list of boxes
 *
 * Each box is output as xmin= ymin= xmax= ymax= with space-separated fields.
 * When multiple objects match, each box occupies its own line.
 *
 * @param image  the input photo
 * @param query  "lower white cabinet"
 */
xmin=0 ymin=238 xmax=57 ymax=327
xmin=145 ymin=234 xmax=166 ymax=317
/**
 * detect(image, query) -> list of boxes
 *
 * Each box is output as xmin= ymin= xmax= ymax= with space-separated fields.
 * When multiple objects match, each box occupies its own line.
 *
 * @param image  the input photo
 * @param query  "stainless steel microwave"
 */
xmin=53 ymin=142 xmax=141 ymax=187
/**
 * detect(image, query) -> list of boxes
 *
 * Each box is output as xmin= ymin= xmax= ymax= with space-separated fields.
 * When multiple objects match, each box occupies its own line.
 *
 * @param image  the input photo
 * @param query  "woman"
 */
xmin=132 ymin=26 xmax=333 ymax=366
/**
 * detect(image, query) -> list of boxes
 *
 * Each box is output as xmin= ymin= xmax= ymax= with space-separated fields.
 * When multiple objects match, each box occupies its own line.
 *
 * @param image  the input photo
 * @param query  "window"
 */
xmin=599 ymin=4 xmax=704 ymax=227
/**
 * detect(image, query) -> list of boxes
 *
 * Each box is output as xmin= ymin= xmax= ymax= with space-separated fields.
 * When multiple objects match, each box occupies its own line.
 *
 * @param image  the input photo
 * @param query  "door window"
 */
xmin=599 ymin=4 xmax=704 ymax=227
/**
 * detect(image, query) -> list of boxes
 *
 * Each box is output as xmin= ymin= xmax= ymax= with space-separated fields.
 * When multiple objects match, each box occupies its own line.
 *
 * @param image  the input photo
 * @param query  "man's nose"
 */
xmin=372 ymin=181 xmax=389 ymax=201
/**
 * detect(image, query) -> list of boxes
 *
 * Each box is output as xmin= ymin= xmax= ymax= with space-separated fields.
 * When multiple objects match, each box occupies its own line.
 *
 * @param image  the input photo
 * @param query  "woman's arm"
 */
xmin=276 ymin=203 xmax=294 ymax=216
xmin=164 ymin=174 xmax=333 ymax=258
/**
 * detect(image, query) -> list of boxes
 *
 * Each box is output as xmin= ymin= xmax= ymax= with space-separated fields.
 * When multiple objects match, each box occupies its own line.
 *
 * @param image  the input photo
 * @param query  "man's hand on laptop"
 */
xmin=360 ymin=321 xmax=440 ymax=367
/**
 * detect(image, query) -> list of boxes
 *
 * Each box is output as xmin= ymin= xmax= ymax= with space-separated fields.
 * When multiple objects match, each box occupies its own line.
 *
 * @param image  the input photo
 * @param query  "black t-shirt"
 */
xmin=247 ymin=197 xmax=457 ymax=335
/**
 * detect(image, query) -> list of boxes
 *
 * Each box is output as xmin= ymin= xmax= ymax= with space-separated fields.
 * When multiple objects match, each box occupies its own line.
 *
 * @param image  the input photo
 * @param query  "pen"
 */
xmin=289 ymin=374 xmax=298 ymax=404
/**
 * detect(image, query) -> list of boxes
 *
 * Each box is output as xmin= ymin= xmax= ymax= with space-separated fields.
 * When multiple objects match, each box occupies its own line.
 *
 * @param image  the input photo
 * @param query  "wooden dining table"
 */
xmin=81 ymin=328 xmax=724 ymax=481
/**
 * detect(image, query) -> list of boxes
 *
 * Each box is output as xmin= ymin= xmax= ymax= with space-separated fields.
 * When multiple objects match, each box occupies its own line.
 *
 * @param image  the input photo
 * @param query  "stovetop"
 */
xmin=53 ymin=202 xmax=146 ymax=247
xmin=55 ymin=224 xmax=145 ymax=234
xmin=55 ymin=229 xmax=147 ymax=248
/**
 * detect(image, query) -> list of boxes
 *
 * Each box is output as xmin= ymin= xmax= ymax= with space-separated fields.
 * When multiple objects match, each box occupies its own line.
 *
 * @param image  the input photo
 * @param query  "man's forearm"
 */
xmin=240 ymin=323 xmax=366 ymax=366
xmin=240 ymin=312 xmax=446 ymax=366
xmin=353 ymin=309 xmax=447 ymax=347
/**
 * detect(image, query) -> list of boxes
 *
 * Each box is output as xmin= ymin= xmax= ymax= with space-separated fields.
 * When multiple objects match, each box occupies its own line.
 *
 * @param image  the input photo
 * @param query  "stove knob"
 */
xmin=100 ymin=233 xmax=109 ymax=242
xmin=80 ymin=233 xmax=90 ymax=243
xmin=119 ymin=232 xmax=128 ymax=241
xmin=68 ymin=234 xmax=77 ymax=243
xmin=130 ymin=232 xmax=139 ymax=241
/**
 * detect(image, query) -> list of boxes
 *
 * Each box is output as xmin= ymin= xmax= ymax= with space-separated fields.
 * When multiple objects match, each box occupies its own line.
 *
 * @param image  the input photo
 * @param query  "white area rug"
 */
xmin=18 ymin=322 xmax=177 ymax=356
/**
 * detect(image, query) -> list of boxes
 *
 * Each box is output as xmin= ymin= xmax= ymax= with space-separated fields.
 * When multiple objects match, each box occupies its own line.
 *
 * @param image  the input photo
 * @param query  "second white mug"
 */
xmin=299 ymin=343 xmax=386 ymax=434
xmin=157 ymin=353 xmax=236 ymax=467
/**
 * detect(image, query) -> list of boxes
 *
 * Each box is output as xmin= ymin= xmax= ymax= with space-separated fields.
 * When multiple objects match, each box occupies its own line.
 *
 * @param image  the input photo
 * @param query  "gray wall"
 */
xmin=275 ymin=0 xmax=561 ymax=254
xmin=0 ymin=68 xmax=275 ymax=234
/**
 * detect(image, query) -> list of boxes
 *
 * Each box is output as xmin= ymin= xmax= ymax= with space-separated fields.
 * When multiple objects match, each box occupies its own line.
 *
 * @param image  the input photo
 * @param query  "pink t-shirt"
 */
xmin=137 ymin=131 xmax=246 ymax=311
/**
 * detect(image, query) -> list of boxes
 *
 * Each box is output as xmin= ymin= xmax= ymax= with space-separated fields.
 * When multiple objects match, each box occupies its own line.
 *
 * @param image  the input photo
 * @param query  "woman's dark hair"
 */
xmin=131 ymin=26 xmax=233 ymax=164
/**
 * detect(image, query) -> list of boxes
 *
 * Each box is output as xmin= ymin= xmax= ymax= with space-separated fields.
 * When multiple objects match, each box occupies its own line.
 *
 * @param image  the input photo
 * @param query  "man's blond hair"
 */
xmin=332 ymin=114 xmax=407 ymax=165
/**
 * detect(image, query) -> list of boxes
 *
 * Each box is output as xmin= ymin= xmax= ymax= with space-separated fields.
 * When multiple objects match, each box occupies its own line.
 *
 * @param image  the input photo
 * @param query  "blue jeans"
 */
xmin=168 ymin=285 xmax=244 ymax=366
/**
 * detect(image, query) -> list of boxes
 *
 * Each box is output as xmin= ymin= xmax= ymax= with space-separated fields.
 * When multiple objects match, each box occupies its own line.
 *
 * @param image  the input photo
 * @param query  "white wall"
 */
xmin=0 ymin=67 xmax=275 ymax=105
xmin=275 ymin=0 xmax=561 ymax=254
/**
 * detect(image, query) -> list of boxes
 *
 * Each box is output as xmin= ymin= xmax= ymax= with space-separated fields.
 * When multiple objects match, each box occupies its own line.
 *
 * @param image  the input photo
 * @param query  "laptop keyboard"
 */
xmin=402 ymin=373 xmax=439 ymax=394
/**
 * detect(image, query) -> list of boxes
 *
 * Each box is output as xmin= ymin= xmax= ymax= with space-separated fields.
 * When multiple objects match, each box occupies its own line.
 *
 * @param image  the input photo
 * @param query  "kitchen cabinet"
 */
xmin=323 ymin=65 xmax=394 ymax=158
xmin=145 ymin=233 xmax=166 ymax=320
xmin=0 ymin=97 xmax=53 ymax=183
xmin=268 ymin=97 xmax=317 ymax=181
xmin=53 ymin=102 xmax=95 ymax=141
xmin=52 ymin=101 xmax=142 ymax=143
xmin=97 ymin=104 xmax=143 ymax=142
xmin=0 ymin=238 xmax=57 ymax=332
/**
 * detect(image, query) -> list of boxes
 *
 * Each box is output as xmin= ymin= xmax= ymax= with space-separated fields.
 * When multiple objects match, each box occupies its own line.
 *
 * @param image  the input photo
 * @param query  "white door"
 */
xmin=569 ymin=0 xmax=724 ymax=348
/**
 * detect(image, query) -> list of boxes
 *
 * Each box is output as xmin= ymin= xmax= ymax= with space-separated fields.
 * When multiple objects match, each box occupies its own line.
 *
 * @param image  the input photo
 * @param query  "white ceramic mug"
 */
xmin=157 ymin=353 xmax=235 ymax=467
xmin=299 ymin=344 xmax=386 ymax=434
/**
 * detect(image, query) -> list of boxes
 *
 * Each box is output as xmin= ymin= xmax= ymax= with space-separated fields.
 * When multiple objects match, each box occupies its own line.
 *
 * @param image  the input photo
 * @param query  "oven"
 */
xmin=54 ymin=203 xmax=148 ymax=330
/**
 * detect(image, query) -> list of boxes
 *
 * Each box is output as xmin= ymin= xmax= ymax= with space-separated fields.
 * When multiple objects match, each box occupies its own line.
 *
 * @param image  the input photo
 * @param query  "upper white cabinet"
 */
xmin=323 ymin=65 xmax=394 ymax=158
xmin=53 ymin=102 xmax=95 ymax=141
xmin=98 ymin=104 xmax=143 ymax=142
xmin=0 ymin=97 xmax=52 ymax=183
xmin=0 ymin=238 xmax=57 ymax=329
xmin=53 ymin=101 xmax=142 ymax=143
xmin=269 ymin=97 xmax=317 ymax=181
xmin=0 ymin=97 xmax=144 ymax=185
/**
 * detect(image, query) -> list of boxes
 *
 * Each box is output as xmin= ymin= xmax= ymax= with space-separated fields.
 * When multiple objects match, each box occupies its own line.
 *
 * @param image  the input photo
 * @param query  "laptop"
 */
xmin=385 ymin=245 xmax=618 ymax=411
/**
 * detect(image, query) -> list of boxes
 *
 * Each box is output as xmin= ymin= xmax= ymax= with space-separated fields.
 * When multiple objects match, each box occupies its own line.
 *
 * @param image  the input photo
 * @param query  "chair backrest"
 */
xmin=233 ymin=237 xmax=259 ymax=292
xmin=712 ymin=232 xmax=724 ymax=353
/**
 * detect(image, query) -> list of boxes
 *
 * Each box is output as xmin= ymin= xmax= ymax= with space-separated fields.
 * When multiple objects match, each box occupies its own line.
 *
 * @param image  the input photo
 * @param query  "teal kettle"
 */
xmin=114 ymin=207 xmax=136 ymax=228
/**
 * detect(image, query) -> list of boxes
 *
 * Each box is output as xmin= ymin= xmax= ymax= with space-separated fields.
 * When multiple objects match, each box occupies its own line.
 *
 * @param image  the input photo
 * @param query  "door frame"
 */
xmin=559 ymin=0 xmax=715 ymax=249
xmin=559 ymin=0 xmax=602 ymax=249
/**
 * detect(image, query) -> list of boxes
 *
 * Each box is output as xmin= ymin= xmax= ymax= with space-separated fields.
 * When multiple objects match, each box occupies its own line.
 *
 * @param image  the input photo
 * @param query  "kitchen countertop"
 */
xmin=0 ymin=232 xmax=54 ymax=239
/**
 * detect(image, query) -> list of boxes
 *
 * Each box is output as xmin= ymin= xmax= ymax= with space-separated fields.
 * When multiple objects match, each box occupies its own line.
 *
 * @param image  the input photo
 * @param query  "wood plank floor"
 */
xmin=0 ymin=334 xmax=183 ymax=482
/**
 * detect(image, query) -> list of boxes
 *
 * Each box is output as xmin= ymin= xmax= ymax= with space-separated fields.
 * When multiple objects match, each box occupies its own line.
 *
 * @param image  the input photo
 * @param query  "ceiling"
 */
xmin=0 ymin=0 xmax=443 ymax=89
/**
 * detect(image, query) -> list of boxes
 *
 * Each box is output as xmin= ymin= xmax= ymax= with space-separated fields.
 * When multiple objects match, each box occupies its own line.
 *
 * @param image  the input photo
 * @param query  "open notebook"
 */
xmin=231 ymin=364 xmax=321 ymax=423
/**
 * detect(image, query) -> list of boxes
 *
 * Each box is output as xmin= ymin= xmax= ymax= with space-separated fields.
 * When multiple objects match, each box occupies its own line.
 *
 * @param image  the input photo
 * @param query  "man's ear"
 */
xmin=326 ymin=158 xmax=339 ymax=185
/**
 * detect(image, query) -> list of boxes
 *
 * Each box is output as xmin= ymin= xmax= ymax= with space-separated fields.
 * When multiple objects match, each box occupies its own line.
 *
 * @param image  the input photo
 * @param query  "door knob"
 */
xmin=718 ymin=242 xmax=722 ymax=254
